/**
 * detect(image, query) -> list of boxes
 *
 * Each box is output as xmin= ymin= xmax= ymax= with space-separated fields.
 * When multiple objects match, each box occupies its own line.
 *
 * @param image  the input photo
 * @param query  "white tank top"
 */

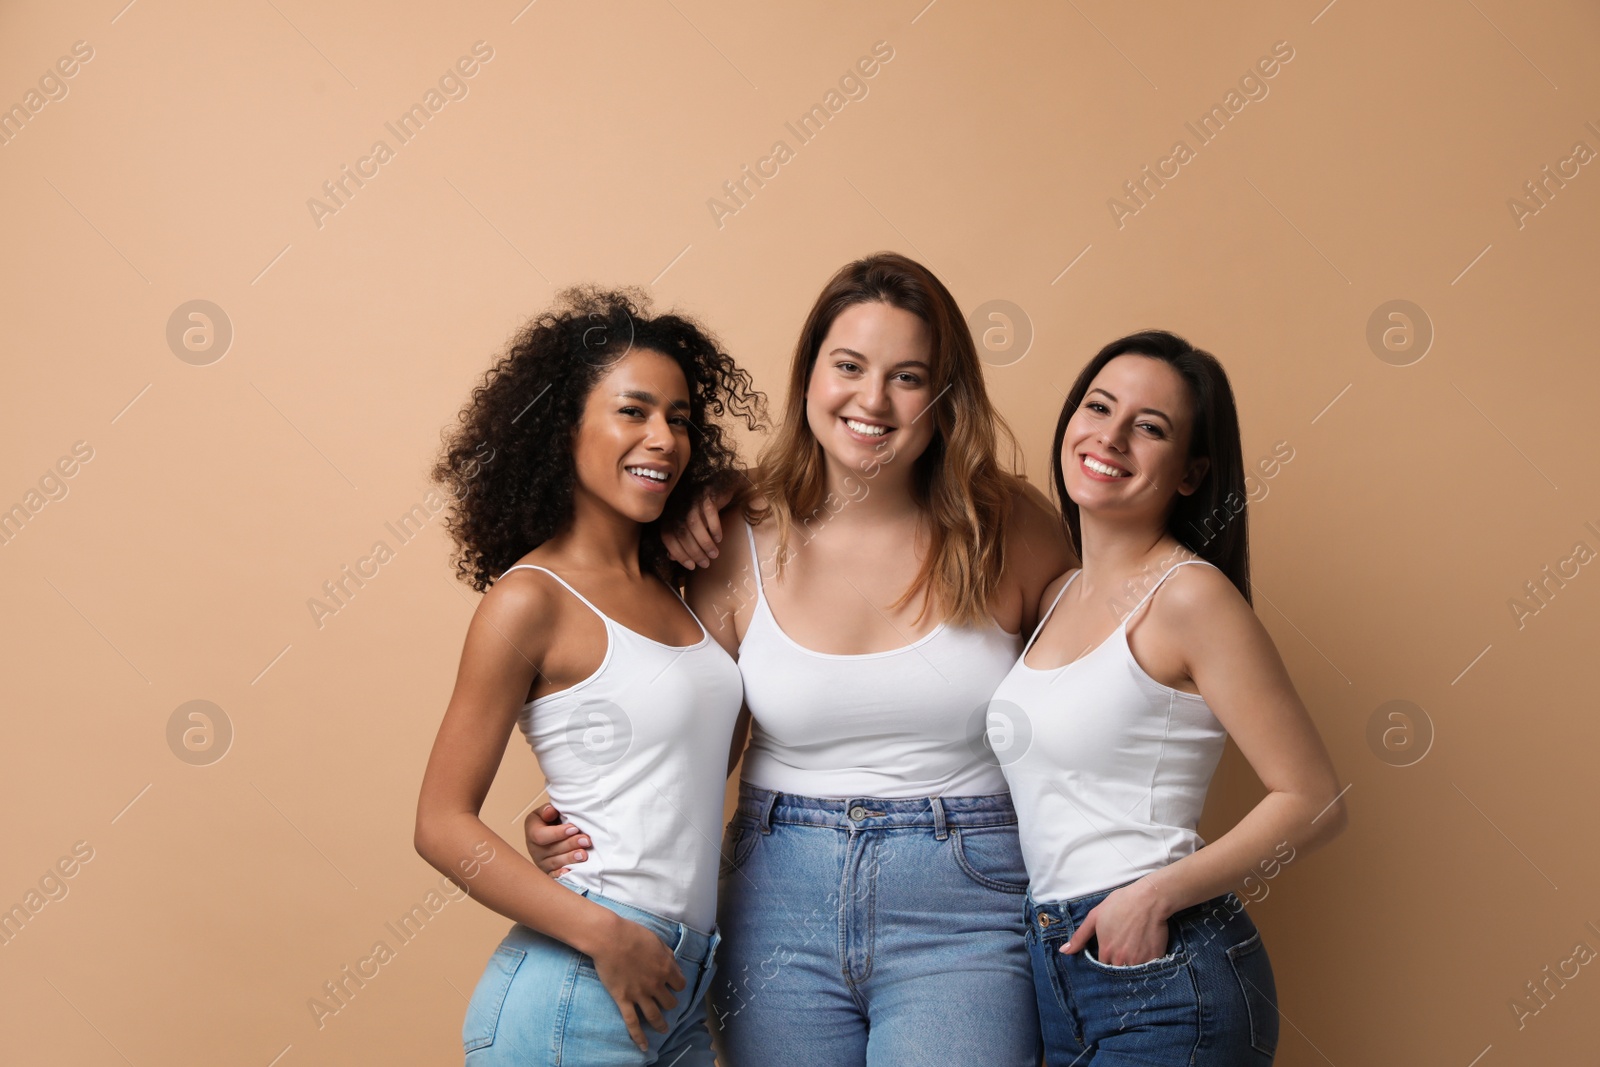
xmin=988 ymin=560 xmax=1228 ymax=902
xmin=503 ymin=564 xmax=744 ymax=932
xmin=735 ymin=519 xmax=1022 ymax=798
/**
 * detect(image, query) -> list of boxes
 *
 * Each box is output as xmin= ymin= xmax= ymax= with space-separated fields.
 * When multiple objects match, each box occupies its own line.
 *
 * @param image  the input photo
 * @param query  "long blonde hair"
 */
xmin=748 ymin=252 xmax=1022 ymax=626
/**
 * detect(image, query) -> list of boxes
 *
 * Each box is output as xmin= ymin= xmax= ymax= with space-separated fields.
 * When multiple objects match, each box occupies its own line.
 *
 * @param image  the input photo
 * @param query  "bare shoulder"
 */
xmin=734 ymin=483 xmax=771 ymax=517
xmin=699 ymin=505 xmax=759 ymax=587
xmin=688 ymin=504 xmax=763 ymax=648
xmin=474 ymin=563 xmax=566 ymax=654
xmin=1036 ymin=567 xmax=1079 ymax=618
xmin=1004 ymin=476 xmax=1077 ymax=580
xmin=1007 ymin=476 xmax=1056 ymax=525
xmin=1157 ymin=560 xmax=1253 ymax=628
xmin=727 ymin=465 xmax=764 ymax=508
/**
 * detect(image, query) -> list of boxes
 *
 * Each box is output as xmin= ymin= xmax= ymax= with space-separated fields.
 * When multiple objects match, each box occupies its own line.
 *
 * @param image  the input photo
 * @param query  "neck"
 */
xmin=820 ymin=451 xmax=922 ymax=526
xmin=1074 ymin=509 xmax=1174 ymax=583
xmin=545 ymin=492 xmax=646 ymax=576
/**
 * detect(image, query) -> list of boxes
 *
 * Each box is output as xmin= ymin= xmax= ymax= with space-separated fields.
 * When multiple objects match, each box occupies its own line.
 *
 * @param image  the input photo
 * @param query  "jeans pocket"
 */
xmin=950 ymin=826 xmax=1030 ymax=893
xmin=1226 ymin=931 xmax=1279 ymax=1056
xmin=1075 ymin=940 xmax=1190 ymax=979
xmin=1063 ymin=925 xmax=1193 ymax=1039
xmin=463 ymin=943 xmax=526 ymax=1053
xmin=719 ymin=818 xmax=761 ymax=879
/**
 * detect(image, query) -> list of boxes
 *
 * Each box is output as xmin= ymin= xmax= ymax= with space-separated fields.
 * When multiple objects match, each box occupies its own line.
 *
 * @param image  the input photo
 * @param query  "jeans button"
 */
xmin=848 ymin=805 xmax=867 ymax=821
xmin=1038 ymin=914 xmax=1053 ymax=927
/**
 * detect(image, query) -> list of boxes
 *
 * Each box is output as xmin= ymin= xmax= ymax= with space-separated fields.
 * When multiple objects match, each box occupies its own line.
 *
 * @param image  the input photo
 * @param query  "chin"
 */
xmin=631 ymin=499 xmax=670 ymax=524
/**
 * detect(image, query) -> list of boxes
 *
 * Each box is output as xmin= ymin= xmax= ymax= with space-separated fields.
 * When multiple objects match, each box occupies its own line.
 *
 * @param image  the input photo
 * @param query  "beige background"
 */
xmin=3 ymin=0 xmax=1598 ymax=1063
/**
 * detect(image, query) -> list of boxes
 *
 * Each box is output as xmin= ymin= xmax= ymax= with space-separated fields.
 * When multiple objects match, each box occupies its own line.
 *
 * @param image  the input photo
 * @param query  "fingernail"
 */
xmin=574 ymin=850 xmax=586 ymax=860
xmin=579 ymin=837 xmax=591 ymax=847
xmin=564 ymin=825 xmax=579 ymax=836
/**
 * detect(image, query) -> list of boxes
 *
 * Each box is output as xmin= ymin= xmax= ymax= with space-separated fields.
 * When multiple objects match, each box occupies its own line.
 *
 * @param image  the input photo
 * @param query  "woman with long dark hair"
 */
xmin=990 ymin=330 xmax=1346 ymax=1064
xmin=414 ymin=287 xmax=763 ymax=1065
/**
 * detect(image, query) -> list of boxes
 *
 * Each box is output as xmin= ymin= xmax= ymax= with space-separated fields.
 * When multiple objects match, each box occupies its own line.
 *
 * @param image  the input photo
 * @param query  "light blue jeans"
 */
xmin=462 ymin=884 xmax=720 ymax=1066
xmin=709 ymin=783 xmax=1041 ymax=1067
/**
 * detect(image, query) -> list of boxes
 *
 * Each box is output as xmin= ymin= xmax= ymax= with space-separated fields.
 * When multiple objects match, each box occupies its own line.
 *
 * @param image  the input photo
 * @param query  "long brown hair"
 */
xmin=748 ymin=252 xmax=1021 ymax=626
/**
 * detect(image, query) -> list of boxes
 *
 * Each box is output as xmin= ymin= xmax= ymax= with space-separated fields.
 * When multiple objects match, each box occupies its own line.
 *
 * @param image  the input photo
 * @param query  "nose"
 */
xmin=645 ymin=413 xmax=680 ymax=455
xmin=1097 ymin=419 xmax=1130 ymax=453
xmin=860 ymin=373 xmax=891 ymax=414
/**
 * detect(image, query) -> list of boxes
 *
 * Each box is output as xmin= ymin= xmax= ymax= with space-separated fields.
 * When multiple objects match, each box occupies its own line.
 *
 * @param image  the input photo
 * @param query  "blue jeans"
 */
xmin=462 ymin=885 xmax=721 ymax=1066
xmin=1025 ymin=883 xmax=1279 ymax=1065
xmin=709 ymin=783 xmax=1041 ymax=1067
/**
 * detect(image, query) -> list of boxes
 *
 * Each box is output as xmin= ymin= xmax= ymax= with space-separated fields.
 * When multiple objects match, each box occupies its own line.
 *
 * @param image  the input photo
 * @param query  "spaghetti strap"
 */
xmin=742 ymin=517 xmax=766 ymax=600
xmin=1123 ymin=559 xmax=1215 ymax=628
xmin=497 ymin=564 xmax=608 ymax=626
xmin=667 ymin=581 xmax=712 ymax=643
xmin=1021 ymin=570 xmax=1082 ymax=657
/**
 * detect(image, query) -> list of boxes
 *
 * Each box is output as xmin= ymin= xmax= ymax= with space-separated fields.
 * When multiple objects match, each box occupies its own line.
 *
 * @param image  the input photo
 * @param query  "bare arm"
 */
xmin=1006 ymin=479 xmax=1078 ymax=636
xmin=414 ymin=579 xmax=684 ymax=1049
xmin=1062 ymin=566 xmax=1348 ymax=965
xmin=686 ymin=500 xmax=759 ymax=778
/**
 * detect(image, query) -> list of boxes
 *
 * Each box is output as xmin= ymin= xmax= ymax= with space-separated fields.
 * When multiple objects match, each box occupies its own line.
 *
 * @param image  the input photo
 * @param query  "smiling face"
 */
xmin=1060 ymin=354 xmax=1209 ymax=521
xmin=804 ymin=300 xmax=938 ymax=477
xmin=570 ymin=347 xmax=692 ymax=524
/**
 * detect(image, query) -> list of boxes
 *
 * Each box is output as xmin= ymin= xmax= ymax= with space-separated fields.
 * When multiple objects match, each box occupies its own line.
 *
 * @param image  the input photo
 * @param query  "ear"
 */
xmin=1177 ymin=456 xmax=1209 ymax=496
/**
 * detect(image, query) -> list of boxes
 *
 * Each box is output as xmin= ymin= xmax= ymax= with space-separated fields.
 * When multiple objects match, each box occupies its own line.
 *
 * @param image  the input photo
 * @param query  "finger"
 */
xmin=546 ymin=848 xmax=588 ymax=871
xmin=666 ymin=962 xmax=687 ymax=992
xmin=620 ymin=1003 xmax=648 ymax=1052
xmin=641 ymin=997 xmax=670 ymax=1034
xmin=553 ymin=867 xmax=570 ymax=878
xmin=681 ymin=513 xmax=715 ymax=567
xmin=527 ymin=823 xmax=578 ymax=847
xmin=1060 ymin=912 xmax=1096 ymax=955
xmin=701 ymin=495 xmax=724 ymax=544
xmin=538 ymin=804 xmax=564 ymax=826
xmin=662 ymin=531 xmax=695 ymax=570
xmin=536 ymin=851 xmax=574 ymax=874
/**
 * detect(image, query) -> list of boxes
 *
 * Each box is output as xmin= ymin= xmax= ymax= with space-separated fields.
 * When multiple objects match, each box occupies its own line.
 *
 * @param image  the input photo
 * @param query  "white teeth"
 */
xmin=627 ymin=466 xmax=669 ymax=482
xmin=1083 ymin=456 xmax=1129 ymax=477
xmin=845 ymin=418 xmax=889 ymax=437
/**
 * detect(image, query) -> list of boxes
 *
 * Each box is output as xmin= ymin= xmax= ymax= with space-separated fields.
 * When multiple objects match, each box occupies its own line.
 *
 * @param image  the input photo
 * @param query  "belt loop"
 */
xmin=929 ymin=795 xmax=949 ymax=840
xmin=757 ymin=789 xmax=779 ymax=834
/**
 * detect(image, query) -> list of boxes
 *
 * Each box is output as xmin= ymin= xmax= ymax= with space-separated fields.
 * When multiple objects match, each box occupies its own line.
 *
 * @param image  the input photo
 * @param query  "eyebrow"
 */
xmin=1086 ymin=387 xmax=1172 ymax=424
xmin=829 ymin=346 xmax=931 ymax=371
xmin=617 ymin=389 xmax=691 ymax=410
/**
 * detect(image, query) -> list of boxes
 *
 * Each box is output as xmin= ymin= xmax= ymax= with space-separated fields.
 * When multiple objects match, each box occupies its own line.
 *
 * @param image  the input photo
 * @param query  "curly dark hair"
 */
xmin=433 ymin=285 xmax=764 ymax=591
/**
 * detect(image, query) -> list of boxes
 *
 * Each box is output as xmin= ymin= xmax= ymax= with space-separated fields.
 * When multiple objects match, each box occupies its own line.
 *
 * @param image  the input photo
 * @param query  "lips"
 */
xmin=1079 ymin=452 xmax=1131 ymax=480
xmin=624 ymin=464 xmax=674 ymax=492
xmin=842 ymin=417 xmax=892 ymax=442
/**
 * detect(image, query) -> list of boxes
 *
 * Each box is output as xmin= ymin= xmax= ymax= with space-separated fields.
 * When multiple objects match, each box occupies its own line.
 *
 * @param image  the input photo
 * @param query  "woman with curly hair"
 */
xmin=413 ymin=286 xmax=763 ymax=1066
xmin=525 ymin=254 xmax=1075 ymax=1066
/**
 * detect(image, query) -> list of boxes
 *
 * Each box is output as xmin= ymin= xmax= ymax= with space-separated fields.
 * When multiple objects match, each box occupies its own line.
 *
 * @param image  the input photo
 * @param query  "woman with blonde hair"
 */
xmin=527 ymin=253 xmax=1073 ymax=1066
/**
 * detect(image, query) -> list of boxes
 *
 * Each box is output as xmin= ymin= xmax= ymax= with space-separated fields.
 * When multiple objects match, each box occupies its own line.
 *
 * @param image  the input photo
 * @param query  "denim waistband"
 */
xmin=1025 ymin=880 xmax=1246 ymax=939
xmin=735 ymin=781 xmax=1018 ymax=833
xmin=559 ymin=881 xmax=718 ymax=964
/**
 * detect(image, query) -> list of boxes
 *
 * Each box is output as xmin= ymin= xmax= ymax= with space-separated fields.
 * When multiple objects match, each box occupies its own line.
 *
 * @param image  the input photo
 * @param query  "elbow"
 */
xmin=413 ymin=809 xmax=446 ymax=864
xmin=1311 ymin=794 xmax=1349 ymax=846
